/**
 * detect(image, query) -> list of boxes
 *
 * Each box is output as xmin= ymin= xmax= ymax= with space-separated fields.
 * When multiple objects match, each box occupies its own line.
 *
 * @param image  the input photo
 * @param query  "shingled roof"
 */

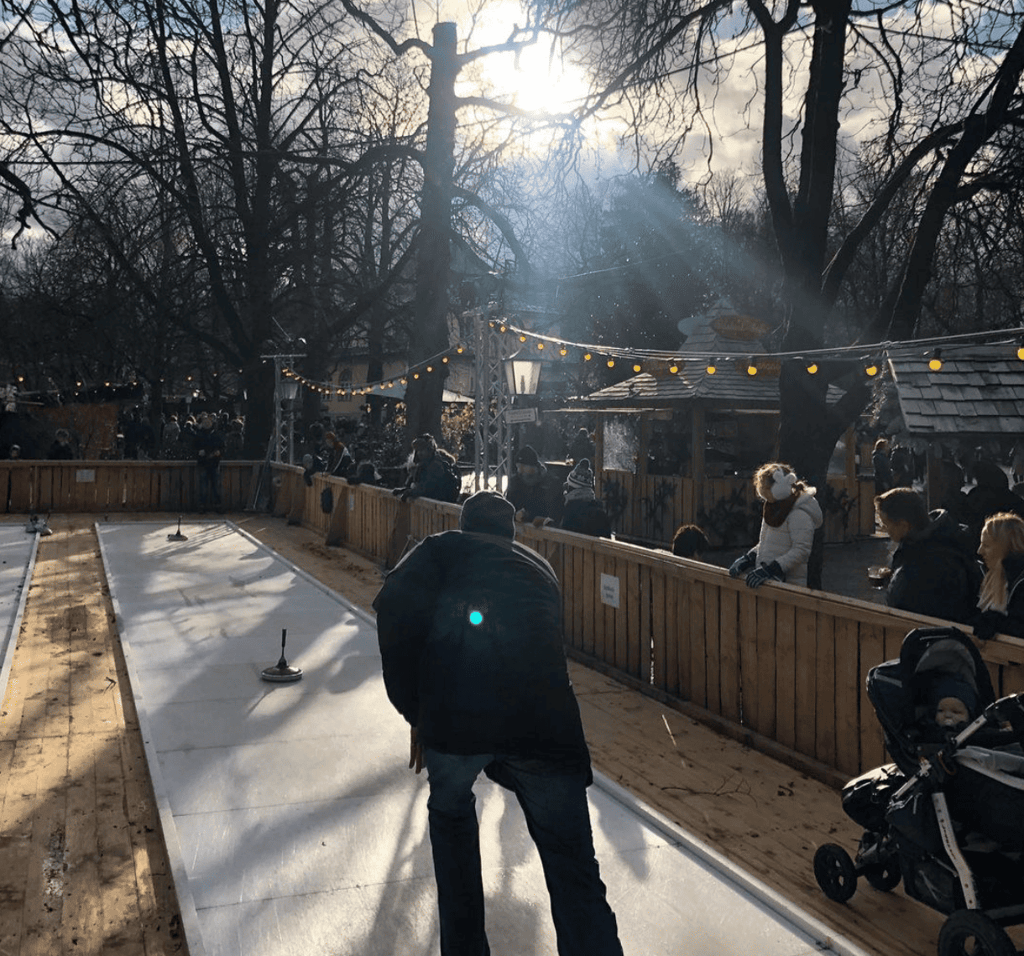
xmin=889 ymin=345 xmax=1024 ymax=437
xmin=582 ymin=300 xmax=786 ymax=410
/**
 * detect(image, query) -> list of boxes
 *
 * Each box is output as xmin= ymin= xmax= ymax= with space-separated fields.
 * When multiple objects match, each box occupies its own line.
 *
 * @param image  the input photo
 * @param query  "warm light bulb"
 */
xmin=706 ymin=362 xmax=716 ymax=375
xmin=1017 ymin=345 xmax=1024 ymax=362
xmin=806 ymin=362 xmax=818 ymax=375
xmin=584 ymin=353 xmax=592 ymax=361
xmin=537 ymin=342 xmax=545 ymax=350
xmin=606 ymin=359 xmax=615 ymax=368
xmin=633 ymin=364 xmax=642 ymax=373
xmin=865 ymin=362 xmax=879 ymax=377
xmin=559 ymin=347 xmax=567 ymax=356
xmin=669 ymin=364 xmax=679 ymax=374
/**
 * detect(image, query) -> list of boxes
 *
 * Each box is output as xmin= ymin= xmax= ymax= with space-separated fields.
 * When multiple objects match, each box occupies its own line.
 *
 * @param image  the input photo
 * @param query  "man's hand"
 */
xmin=409 ymin=726 xmax=424 ymax=774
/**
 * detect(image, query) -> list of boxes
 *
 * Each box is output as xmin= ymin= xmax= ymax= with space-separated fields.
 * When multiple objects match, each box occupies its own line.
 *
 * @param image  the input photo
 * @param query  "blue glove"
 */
xmin=745 ymin=560 xmax=786 ymax=589
xmin=729 ymin=551 xmax=756 ymax=578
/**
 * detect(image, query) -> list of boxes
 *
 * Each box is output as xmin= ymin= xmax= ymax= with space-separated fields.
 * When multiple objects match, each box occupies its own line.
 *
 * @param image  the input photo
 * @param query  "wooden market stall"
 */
xmin=575 ymin=300 xmax=873 ymax=547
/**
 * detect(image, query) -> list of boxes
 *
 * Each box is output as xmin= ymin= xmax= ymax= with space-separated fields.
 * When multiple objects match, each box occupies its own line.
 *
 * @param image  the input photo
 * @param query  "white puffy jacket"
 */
xmin=753 ymin=491 xmax=823 ymax=587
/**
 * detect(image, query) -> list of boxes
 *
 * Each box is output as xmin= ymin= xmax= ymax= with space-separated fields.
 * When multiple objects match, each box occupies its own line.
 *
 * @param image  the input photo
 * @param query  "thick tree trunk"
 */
xmin=405 ymin=22 xmax=457 ymax=446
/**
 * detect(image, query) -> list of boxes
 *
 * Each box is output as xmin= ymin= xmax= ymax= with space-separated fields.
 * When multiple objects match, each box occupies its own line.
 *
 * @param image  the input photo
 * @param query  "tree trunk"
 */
xmin=404 ymin=22 xmax=457 ymax=446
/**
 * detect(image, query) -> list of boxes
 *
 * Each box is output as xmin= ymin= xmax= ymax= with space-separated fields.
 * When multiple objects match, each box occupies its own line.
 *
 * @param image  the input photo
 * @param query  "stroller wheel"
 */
xmin=938 ymin=910 xmax=1016 ymax=956
xmin=863 ymin=860 xmax=901 ymax=893
xmin=813 ymin=844 xmax=857 ymax=903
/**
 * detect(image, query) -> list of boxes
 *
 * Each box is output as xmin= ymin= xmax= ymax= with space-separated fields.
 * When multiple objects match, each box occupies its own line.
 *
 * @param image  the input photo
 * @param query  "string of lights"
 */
xmin=278 ymin=320 xmax=1024 ymax=396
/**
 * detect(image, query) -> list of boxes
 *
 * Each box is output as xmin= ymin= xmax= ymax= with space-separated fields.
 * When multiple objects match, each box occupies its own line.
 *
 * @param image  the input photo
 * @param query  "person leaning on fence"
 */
xmin=505 ymin=444 xmax=561 ymax=525
xmin=872 ymin=438 xmax=895 ymax=495
xmin=560 ymin=458 xmax=612 ymax=537
xmin=974 ymin=512 xmax=1024 ymax=640
xmin=729 ymin=462 xmax=823 ymax=589
xmin=393 ymin=433 xmax=459 ymax=503
xmin=874 ymin=486 xmax=982 ymax=625
xmin=372 ymin=491 xmax=624 ymax=956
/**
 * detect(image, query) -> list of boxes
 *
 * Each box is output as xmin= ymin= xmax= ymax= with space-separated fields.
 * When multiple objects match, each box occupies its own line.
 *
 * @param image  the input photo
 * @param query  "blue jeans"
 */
xmin=423 ymin=748 xmax=623 ymax=956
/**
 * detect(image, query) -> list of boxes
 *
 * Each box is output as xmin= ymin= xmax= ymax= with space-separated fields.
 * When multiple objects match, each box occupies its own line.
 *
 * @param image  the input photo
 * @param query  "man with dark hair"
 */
xmin=875 ymin=487 xmax=982 ymax=624
xmin=505 ymin=444 xmax=561 ymax=524
xmin=373 ymin=490 xmax=623 ymax=956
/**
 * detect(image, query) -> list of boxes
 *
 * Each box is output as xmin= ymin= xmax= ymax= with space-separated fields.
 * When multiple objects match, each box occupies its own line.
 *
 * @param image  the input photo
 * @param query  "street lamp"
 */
xmin=504 ymin=352 xmax=543 ymax=398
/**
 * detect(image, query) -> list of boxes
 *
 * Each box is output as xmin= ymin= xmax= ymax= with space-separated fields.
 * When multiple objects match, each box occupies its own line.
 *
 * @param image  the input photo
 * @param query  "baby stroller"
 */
xmin=813 ymin=626 xmax=1024 ymax=956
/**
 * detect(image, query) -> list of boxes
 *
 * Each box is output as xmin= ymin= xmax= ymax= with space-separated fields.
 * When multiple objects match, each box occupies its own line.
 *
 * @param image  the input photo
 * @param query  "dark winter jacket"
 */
xmin=372 ymin=529 xmax=591 ymax=771
xmin=506 ymin=465 xmax=562 ymax=522
xmin=403 ymin=450 xmax=456 ymax=502
xmin=561 ymin=493 xmax=612 ymax=538
xmin=975 ymin=553 xmax=1024 ymax=640
xmin=886 ymin=509 xmax=983 ymax=625
xmin=193 ymin=427 xmax=225 ymax=471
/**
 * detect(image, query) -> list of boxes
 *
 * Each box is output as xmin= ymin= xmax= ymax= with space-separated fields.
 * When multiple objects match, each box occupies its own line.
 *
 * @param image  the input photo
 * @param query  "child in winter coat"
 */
xmin=729 ymin=462 xmax=823 ymax=589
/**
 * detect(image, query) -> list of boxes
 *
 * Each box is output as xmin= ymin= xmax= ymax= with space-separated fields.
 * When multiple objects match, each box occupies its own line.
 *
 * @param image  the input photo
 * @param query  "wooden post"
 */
xmin=691 ymin=405 xmax=705 ymax=518
xmin=325 ymin=483 xmax=349 ymax=546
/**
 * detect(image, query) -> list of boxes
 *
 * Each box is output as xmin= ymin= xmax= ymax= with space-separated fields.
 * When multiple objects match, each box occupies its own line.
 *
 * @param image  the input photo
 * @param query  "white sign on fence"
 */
xmin=600 ymin=573 xmax=620 ymax=608
xmin=76 ymin=469 xmax=96 ymax=483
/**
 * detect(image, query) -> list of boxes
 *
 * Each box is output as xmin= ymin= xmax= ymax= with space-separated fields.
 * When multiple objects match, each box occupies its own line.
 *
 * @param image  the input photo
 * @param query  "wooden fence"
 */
xmin=5 ymin=458 xmax=1020 ymax=786
xmin=269 ymin=463 xmax=1024 ymax=785
xmin=0 ymin=460 xmax=258 ymax=513
xmin=598 ymin=469 xmax=878 ymax=547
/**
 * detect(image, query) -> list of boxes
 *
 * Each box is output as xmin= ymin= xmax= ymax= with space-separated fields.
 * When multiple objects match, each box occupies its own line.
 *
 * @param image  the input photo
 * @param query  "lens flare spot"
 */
xmin=469 ymin=610 xmax=484 ymax=626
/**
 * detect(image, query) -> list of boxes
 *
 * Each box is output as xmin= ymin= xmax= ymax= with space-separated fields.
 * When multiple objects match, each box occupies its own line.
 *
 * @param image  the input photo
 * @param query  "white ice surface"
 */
xmin=0 ymin=522 xmax=38 ymax=702
xmin=97 ymin=520 xmax=868 ymax=956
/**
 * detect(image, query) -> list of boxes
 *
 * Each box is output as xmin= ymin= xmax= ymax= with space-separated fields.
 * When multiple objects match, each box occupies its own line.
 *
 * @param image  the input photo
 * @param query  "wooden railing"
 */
xmin=6 ymin=459 xmax=1019 ymax=786
xmin=597 ymin=469 xmax=878 ymax=546
xmin=269 ymin=463 xmax=1024 ymax=785
xmin=0 ymin=460 xmax=258 ymax=513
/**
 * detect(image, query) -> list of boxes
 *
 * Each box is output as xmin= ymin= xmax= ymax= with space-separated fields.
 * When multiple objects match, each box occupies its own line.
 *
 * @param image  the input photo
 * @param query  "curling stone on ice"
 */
xmin=261 ymin=628 xmax=302 ymax=683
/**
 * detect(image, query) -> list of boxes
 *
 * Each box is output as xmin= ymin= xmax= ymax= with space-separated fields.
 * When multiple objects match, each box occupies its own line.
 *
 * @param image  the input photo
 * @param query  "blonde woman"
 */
xmin=728 ymin=462 xmax=822 ymax=588
xmin=974 ymin=512 xmax=1024 ymax=639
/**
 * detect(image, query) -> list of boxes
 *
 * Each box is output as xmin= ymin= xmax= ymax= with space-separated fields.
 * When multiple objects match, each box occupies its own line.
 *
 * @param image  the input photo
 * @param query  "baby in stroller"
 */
xmin=814 ymin=626 xmax=1024 ymax=956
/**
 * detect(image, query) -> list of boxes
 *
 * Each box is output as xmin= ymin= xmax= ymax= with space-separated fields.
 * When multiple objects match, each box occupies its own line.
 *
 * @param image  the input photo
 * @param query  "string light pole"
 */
xmin=263 ymin=353 xmax=305 ymax=464
xmin=473 ymin=309 xmax=514 ymax=491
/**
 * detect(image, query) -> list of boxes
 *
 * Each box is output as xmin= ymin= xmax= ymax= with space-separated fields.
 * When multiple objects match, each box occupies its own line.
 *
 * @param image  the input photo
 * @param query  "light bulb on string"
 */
xmin=584 ymin=353 xmax=592 ymax=362
xmin=559 ymin=346 xmax=568 ymax=356
xmin=633 ymin=363 xmax=642 ymax=373
xmin=1017 ymin=340 xmax=1024 ymax=362
xmin=865 ymin=357 xmax=880 ymax=377
xmin=746 ymin=357 xmax=758 ymax=376
xmin=536 ymin=342 xmax=544 ymax=351
xmin=606 ymin=358 xmax=615 ymax=368
xmin=669 ymin=361 xmax=680 ymax=374
xmin=928 ymin=349 xmax=943 ymax=371
xmin=805 ymin=360 xmax=819 ymax=375
xmin=706 ymin=359 xmax=717 ymax=375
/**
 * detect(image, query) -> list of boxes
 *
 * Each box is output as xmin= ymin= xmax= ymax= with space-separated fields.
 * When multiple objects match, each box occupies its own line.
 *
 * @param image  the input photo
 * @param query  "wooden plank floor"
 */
xmin=0 ymin=513 xmax=969 ymax=955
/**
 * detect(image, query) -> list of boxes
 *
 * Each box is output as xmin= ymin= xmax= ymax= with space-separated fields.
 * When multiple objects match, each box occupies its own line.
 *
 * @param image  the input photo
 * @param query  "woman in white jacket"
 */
xmin=729 ymin=462 xmax=823 ymax=588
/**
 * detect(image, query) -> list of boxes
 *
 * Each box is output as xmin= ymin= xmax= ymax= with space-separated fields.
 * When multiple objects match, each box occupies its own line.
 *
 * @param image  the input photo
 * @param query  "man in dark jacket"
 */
xmin=505 ymin=444 xmax=561 ymax=524
xmin=875 ymin=488 xmax=983 ymax=624
xmin=394 ymin=433 xmax=459 ymax=503
xmin=373 ymin=491 xmax=623 ymax=956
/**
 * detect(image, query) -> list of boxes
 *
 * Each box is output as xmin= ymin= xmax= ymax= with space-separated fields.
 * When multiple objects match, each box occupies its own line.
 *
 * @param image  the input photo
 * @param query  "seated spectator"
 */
xmin=506 ymin=445 xmax=561 ymax=524
xmin=974 ymin=512 xmax=1024 ymax=640
xmin=671 ymin=524 xmax=708 ymax=559
xmin=874 ymin=487 xmax=982 ymax=625
xmin=560 ymin=459 xmax=611 ymax=538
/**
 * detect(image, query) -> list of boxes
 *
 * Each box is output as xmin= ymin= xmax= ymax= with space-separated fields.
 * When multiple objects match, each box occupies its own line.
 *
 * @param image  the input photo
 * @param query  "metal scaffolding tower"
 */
xmin=472 ymin=309 xmax=513 ymax=492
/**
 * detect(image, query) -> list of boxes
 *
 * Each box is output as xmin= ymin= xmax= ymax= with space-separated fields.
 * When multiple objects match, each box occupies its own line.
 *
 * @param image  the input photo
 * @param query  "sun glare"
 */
xmin=484 ymin=42 xmax=589 ymax=114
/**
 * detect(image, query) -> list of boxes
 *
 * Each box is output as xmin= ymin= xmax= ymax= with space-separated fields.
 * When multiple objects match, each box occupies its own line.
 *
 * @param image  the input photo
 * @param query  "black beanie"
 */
xmin=460 ymin=491 xmax=516 ymax=538
xmin=516 ymin=445 xmax=540 ymax=466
